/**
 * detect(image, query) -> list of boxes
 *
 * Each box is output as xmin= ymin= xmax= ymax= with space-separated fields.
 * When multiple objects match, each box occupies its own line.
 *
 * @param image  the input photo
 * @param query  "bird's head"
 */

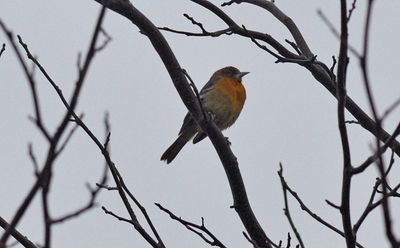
xmin=215 ymin=66 xmax=249 ymax=82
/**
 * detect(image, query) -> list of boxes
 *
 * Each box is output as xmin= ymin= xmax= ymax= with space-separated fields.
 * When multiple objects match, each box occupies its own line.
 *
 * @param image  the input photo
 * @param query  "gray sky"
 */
xmin=1 ymin=1 xmax=399 ymax=247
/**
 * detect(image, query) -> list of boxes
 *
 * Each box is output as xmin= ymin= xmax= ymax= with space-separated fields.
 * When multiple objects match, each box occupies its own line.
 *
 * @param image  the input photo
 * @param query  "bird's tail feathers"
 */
xmin=161 ymin=129 xmax=195 ymax=164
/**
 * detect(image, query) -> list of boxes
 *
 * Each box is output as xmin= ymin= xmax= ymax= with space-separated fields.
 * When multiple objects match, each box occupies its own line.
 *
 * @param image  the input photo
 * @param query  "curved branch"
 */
xmin=156 ymin=203 xmax=227 ymax=248
xmin=93 ymin=0 xmax=272 ymax=247
xmin=337 ymin=1 xmax=355 ymax=246
xmin=222 ymin=0 xmax=313 ymax=57
xmin=186 ymin=0 xmax=400 ymax=157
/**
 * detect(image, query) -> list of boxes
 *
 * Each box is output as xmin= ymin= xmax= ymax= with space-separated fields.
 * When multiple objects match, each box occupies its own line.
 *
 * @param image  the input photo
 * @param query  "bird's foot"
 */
xmin=207 ymin=111 xmax=216 ymax=121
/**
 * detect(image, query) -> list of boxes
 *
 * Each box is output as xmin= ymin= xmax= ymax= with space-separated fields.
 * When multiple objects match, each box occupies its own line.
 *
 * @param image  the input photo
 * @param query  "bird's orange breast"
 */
xmin=214 ymin=77 xmax=246 ymax=112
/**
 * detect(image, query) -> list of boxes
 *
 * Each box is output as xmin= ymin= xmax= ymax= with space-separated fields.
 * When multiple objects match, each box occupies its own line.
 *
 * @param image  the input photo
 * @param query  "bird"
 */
xmin=161 ymin=66 xmax=249 ymax=164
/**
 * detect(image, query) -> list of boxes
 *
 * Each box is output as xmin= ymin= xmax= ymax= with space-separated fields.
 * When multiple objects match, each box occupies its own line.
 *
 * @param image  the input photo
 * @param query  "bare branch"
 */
xmin=156 ymin=203 xmax=227 ymax=248
xmin=242 ymin=25 xmax=314 ymax=65
xmin=353 ymin=152 xmax=399 ymax=235
xmin=381 ymin=97 xmax=400 ymax=121
xmin=329 ymin=56 xmax=337 ymax=80
xmin=277 ymin=164 xmax=364 ymax=248
xmin=359 ymin=0 xmax=398 ymax=245
xmin=0 ymin=216 xmax=37 ymax=248
xmin=96 ymin=183 xmax=117 ymax=191
xmin=222 ymin=0 xmax=313 ymax=58
xmin=0 ymin=43 xmax=5 ymax=58
xmin=54 ymin=114 xmax=84 ymax=157
xmin=0 ymin=6 xmax=107 ymax=245
xmin=0 ymin=24 xmax=50 ymax=141
xmin=345 ymin=120 xmax=360 ymax=125
xmin=347 ymin=0 xmax=357 ymax=23
xmin=353 ymin=122 xmax=400 ymax=174
xmin=27 ymin=143 xmax=39 ymax=176
xmin=51 ymin=161 xmax=108 ymax=224
xmin=316 ymin=9 xmax=360 ymax=57
xmin=325 ymin=199 xmax=341 ymax=210
xmin=284 ymin=39 xmax=301 ymax=55
xmin=243 ymin=232 xmax=263 ymax=248
xmin=101 ymin=206 xmax=133 ymax=225
xmin=93 ymin=0 xmax=272 ymax=247
xmin=159 ymin=13 xmax=233 ymax=37
xmin=184 ymin=0 xmax=400 ymax=157
xmin=181 ymin=68 xmax=208 ymax=121
xmin=95 ymin=27 xmax=112 ymax=52
xmin=278 ymin=165 xmax=304 ymax=248
xmin=337 ymin=0 xmax=356 ymax=246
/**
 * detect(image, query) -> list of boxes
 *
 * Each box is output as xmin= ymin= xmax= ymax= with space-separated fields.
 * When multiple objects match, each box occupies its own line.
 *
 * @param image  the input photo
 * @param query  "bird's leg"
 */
xmin=225 ymin=136 xmax=231 ymax=146
xmin=207 ymin=111 xmax=216 ymax=122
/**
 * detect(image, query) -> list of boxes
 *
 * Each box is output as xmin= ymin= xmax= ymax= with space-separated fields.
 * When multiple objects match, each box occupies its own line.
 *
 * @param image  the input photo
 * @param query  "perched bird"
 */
xmin=161 ymin=66 xmax=249 ymax=164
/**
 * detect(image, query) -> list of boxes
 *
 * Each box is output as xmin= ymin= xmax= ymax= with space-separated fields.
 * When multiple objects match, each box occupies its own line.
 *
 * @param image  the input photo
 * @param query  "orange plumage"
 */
xmin=161 ymin=66 xmax=249 ymax=164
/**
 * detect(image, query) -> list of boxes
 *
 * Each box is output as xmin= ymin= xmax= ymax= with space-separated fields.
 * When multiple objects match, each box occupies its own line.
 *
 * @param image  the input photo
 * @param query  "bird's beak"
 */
xmin=237 ymin=71 xmax=250 ymax=80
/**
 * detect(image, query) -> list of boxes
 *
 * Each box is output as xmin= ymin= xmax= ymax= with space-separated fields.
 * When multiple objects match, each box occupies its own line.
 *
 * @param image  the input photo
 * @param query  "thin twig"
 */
xmin=51 ymin=161 xmax=108 ymax=224
xmin=156 ymin=203 xmax=227 ymax=248
xmin=359 ymin=1 xmax=398 ymax=244
xmin=353 ymin=152 xmax=397 ymax=235
xmin=28 ymin=143 xmax=39 ymax=176
xmin=277 ymin=165 xmax=364 ymax=248
xmin=181 ymin=68 xmax=208 ymax=121
xmin=278 ymin=165 xmax=304 ymax=248
xmin=284 ymin=39 xmax=302 ymax=55
xmin=54 ymin=114 xmax=84 ymax=157
xmin=329 ymin=56 xmax=337 ymax=81
xmin=0 ymin=23 xmax=50 ymax=141
xmin=0 ymin=43 xmax=5 ymax=58
xmin=95 ymin=27 xmax=112 ymax=52
xmin=316 ymin=9 xmax=360 ymax=57
xmin=243 ymin=232 xmax=263 ymax=248
xmin=381 ymin=97 xmax=400 ymax=121
xmin=0 ymin=6 xmax=107 ymax=245
xmin=347 ymin=0 xmax=357 ymax=23
xmin=97 ymin=183 xmax=117 ymax=191
xmin=353 ymin=122 xmax=400 ymax=174
xmin=101 ymin=206 xmax=133 ymax=224
xmin=345 ymin=120 xmax=360 ymax=125
xmin=242 ymin=25 xmax=313 ymax=65
xmin=325 ymin=199 xmax=341 ymax=210
xmin=158 ymin=13 xmax=232 ymax=37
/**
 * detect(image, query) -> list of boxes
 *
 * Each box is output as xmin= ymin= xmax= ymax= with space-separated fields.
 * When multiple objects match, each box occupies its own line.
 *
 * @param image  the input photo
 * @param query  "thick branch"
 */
xmin=337 ymin=0 xmax=355 ymax=247
xmin=93 ymin=0 xmax=272 ymax=247
xmin=0 ymin=216 xmax=37 ymax=248
xmin=223 ymin=0 xmax=313 ymax=57
xmin=183 ymin=0 xmax=400 ymax=157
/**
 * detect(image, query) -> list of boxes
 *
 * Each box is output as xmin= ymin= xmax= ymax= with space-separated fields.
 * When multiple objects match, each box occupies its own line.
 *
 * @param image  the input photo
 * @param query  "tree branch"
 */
xmin=156 ymin=203 xmax=227 ymax=248
xmin=337 ymin=0 xmax=355 ymax=246
xmin=0 ymin=43 xmax=5 ymax=58
xmin=0 ymin=216 xmax=37 ymax=248
xmin=177 ymin=0 xmax=400 ymax=157
xmin=278 ymin=165 xmax=304 ymax=248
xmin=278 ymin=164 xmax=364 ymax=248
xmin=93 ymin=0 xmax=273 ymax=247
xmin=0 ymin=6 xmax=106 ymax=245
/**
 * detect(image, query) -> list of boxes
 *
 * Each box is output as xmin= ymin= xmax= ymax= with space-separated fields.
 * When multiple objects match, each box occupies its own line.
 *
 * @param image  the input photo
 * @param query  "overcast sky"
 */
xmin=1 ymin=1 xmax=399 ymax=247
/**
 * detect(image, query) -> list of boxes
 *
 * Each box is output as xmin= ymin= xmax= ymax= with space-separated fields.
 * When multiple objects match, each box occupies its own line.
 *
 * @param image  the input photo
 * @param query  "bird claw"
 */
xmin=208 ymin=111 xmax=216 ymax=120
xmin=225 ymin=137 xmax=231 ymax=146
xmin=205 ymin=111 xmax=216 ymax=122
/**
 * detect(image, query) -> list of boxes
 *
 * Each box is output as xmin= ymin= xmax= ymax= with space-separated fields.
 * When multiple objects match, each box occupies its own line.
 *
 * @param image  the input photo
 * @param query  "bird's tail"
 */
xmin=161 ymin=128 xmax=196 ymax=164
